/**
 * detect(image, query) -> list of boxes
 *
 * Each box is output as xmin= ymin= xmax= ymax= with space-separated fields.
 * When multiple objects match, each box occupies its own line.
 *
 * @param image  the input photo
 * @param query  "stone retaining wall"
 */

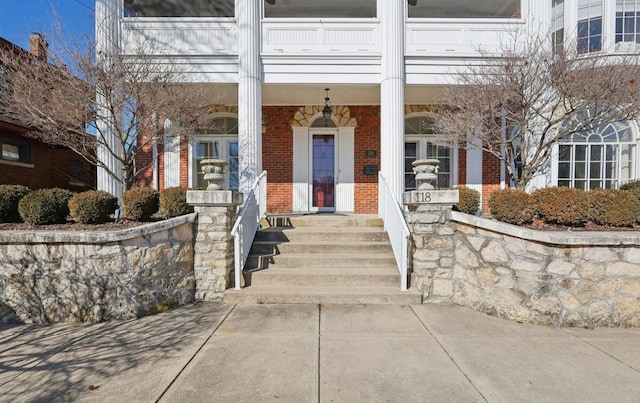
xmin=410 ymin=207 xmax=640 ymax=328
xmin=0 ymin=214 xmax=197 ymax=324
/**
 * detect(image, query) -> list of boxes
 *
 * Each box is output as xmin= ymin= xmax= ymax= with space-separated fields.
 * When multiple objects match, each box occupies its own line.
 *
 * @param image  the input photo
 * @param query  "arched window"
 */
xmin=404 ymin=115 xmax=454 ymax=190
xmin=557 ymin=120 xmax=637 ymax=190
xmin=310 ymin=116 xmax=337 ymax=128
xmin=191 ymin=116 xmax=239 ymax=190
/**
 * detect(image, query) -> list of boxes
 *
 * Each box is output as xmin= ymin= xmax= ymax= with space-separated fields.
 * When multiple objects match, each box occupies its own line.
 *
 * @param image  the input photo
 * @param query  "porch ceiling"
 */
xmin=208 ymin=84 xmax=446 ymax=106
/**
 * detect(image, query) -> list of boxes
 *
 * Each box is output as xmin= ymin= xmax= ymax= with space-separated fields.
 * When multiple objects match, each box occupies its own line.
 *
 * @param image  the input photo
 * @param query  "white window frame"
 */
xmin=188 ymin=115 xmax=239 ymax=190
xmin=404 ymin=114 xmax=458 ymax=191
xmin=552 ymin=120 xmax=639 ymax=190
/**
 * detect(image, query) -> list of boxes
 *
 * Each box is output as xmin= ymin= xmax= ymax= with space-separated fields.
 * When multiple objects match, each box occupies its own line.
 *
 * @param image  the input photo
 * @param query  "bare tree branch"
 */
xmin=0 ymin=21 xmax=219 ymax=192
xmin=429 ymin=26 xmax=640 ymax=189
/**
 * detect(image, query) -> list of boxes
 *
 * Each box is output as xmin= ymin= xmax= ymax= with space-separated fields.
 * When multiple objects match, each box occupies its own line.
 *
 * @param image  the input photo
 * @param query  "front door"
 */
xmin=311 ymin=134 xmax=335 ymax=211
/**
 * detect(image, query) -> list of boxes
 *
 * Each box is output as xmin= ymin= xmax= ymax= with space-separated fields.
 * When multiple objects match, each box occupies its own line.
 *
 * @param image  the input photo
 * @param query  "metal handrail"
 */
xmin=231 ymin=171 xmax=267 ymax=290
xmin=378 ymin=172 xmax=410 ymax=291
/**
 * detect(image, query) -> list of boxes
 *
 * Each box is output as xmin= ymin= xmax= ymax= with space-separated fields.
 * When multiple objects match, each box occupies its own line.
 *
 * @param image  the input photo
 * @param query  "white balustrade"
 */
xmin=379 ymin=173 xmax=410 ymax=291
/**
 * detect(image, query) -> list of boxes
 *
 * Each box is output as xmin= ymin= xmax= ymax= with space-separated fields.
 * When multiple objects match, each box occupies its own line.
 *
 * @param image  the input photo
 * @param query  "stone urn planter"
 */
xmin=412 ymin=158 xmax=440 ymax=190
xmin=200 ymin=159 xmax=227 ymax=190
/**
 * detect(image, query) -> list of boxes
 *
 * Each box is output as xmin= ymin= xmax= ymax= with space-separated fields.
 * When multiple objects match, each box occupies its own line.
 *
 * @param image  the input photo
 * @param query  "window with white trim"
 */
xmin=578 ymin=0 xmax=603 ymax=53
xmin=404 ymin=116 xmax=453 ymax=190
xmin=553 ymin=0 xmax=565 ymax=50
xmin=191 ymin=116 xmax=239 ymax=190
xmin=615 ymin=0 xmax=640 ymax=50
xmin=557 ymin=120 xmax=637 ymax=190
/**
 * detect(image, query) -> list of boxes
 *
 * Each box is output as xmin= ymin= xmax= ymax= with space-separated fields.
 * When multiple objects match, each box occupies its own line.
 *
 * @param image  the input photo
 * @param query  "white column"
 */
xmin=380 ymin=0 xmax=405 ymax=203
xmin=238 ymin=0 xmax=262 ymax=194
xmin=526 ymin=0 xmax=552 ymax=35
xmin=95 ymin=0 xmax=123 ymax=198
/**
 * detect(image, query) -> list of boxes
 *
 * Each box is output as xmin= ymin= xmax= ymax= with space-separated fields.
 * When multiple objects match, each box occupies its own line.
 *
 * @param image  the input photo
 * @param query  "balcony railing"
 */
xmin=120 ymin=19 xmax=238 ymax=55
xmin=406 ymin=20 xmax=522 ymax=57
xmin=262 ymin=20 xmax=380 ymax=56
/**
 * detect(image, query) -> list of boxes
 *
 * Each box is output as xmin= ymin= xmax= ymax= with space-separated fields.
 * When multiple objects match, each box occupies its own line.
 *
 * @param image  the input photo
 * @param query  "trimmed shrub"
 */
xmin=488 ymin=188 xmax=535 ymax=225
xmin=159 ymin=187 xmax=193 ymax=218
xmin=454 ymin=187 xmax=480 ymax=215
xmin=0 ymin=184 xmax=31 ymax=223
xmin=585 ymin=188 xmax=640 ymax=227
xmin=122 ymin=187 xmax=159 ymax=221
xmin=620 ymin=180 xmax=640 ymax=191
xmin=533 ymin=187 xmax=587 ymax=227
xmin=18 ymin=188 xmax=74 ymax=225
xmin=625 ymin=187 xmax=640 ymax=223
xmin=69 ymin=190 xmax=119 ymax=224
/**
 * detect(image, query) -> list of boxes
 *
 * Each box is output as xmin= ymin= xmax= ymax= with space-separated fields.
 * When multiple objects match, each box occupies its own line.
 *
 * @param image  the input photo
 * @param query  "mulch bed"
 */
xmin=0 ymin=218 xmax=159 ymax=232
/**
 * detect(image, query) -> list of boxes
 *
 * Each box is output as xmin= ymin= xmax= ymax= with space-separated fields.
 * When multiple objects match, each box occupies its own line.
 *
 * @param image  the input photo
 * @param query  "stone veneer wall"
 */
xmin=0 ymin=214 xmax=196 ymax=324
xmin=409 ymin=206 xmax=640 ymax=328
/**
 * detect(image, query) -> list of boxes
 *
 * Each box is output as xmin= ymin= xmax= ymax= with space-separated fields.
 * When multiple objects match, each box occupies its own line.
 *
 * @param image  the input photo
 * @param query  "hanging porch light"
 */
xmin=322 ymin=88 xmax=332 ymax=126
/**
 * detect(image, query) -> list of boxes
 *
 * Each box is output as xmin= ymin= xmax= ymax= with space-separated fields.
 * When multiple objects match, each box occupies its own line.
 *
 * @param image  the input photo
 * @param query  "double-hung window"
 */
xmin=404 ymin=116 xmax=454 ymax=191
xmin=578 ymin=0 xmax=603 ymax=53
xmin=0 ymin=138 xmax=30 ymax=164
xmin=191 ymin=116 xmax=239 ymax=191
xmin=615 ymin=0 xmax=640 ymax=50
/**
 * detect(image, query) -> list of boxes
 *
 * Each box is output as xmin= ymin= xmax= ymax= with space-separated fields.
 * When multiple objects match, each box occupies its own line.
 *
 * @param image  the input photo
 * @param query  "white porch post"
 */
xmin=238 ymin=0 xmax=263 ymax=194
xmin=95 ymin=0 xmax=123 ymax=198
xmin=380 ymin=0 xmax=405 ymax=204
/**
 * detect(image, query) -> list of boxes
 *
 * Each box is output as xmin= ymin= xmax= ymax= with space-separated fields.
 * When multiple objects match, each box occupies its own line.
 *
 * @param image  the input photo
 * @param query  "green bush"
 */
xmin=69 ymin=190 xmax=119 ymax=224
xmin=159 ymin=187 xmax=193 ymax=218
xmin=585 ymin=188 xmax=640 ymax=227
xmin=122 ymin=187 xmax=159 ymax=221
xmin=0 ymin=184 xmax=31 ymax=223
xmin=620 ymin=181 xmax=640 ymax=191
xmin=488 ymin=188 xmax=535 ymax=225
xmin=18 ymin=188 xmax=74 ymax=225
xmin=533 ymin=187 xmax=587 ymax=227
xmin=454 ymin=187 xmax=480 ymax=215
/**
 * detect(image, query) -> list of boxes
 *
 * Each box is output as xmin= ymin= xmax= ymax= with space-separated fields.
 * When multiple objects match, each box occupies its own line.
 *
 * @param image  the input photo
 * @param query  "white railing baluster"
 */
xmin=379 ymin=172 xmax=410 ymax=291
xmin=231 ymin=171 xmax=267 ymax=290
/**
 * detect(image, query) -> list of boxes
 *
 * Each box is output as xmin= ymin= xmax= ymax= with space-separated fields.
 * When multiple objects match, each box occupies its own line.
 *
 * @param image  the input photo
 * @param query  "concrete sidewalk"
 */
xmin=1 ymin=302 xmax=639 ymax=402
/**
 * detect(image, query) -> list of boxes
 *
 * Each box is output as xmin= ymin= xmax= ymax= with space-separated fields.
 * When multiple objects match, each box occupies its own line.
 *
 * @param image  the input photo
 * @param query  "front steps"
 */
xmin=223 ymin=214 xmax=422 ymax=305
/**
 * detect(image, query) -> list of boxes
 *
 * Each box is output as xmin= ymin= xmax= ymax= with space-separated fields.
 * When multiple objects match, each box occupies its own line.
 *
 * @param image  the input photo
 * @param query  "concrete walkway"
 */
xmin=1 ymin=302 xmax=639 ymax=402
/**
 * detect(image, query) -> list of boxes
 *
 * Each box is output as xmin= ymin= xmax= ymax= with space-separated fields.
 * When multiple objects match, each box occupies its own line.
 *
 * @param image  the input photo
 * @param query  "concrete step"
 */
xmin=265 ymin=253 xmax=398 ymax=269
xmin=250 ymin=241 xmax=393 ymax=255
xmin=254 ymin=227 xmax=389 ymax=243
xmin=244 ymin=267 xmax=400 ymax=287
xmin=224 ymin=285 xmax=422 ymax=305
xmin=264 ymin=215 xmax=383 ymax=228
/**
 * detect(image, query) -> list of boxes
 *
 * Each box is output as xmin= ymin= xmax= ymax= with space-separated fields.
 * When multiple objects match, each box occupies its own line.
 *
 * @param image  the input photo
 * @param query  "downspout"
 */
xmin=501 ymin=106 xmax=507 ymax=189
xmin=152 ymin=110 xmax=159 ymax=190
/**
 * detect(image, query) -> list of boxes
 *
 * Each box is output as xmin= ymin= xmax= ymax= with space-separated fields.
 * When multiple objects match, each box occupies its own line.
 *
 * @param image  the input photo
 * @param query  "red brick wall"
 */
xmin=481 ymin=150 xmax=502 ymax=212
xmin=263 ymin=106 xmax=296 ymax=213
xmin=351 ymin=106 xmax=380 ymax=214
xmin=0 ymin=130 xmax=94 ymax=191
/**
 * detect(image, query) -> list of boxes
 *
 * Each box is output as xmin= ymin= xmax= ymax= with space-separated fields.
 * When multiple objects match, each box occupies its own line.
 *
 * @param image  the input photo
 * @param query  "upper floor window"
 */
xmin=552 ymin=0 xmax=565 ymax=50
xmin=408 ymin=0 xmax=521 ymax=19
xmin=264 ymin=0 xmax=376 ymax=18
xmin=124 ymin=0 xmax=235 ymax=18
xmin=578 ymin=0 xmax=603 ymax=53
xmin=616 ymin=0 xmax=640 ymax=50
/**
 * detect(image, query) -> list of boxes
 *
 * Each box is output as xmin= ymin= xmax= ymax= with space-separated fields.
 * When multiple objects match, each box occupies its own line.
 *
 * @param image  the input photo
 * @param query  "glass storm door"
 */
xmin=312 ymin=134 xmax=335 ymax=210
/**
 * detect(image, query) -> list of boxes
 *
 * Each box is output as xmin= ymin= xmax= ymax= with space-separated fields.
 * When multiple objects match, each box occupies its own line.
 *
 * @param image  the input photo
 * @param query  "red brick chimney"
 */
xmin=29 ymin=32 xmax=48 ymax=60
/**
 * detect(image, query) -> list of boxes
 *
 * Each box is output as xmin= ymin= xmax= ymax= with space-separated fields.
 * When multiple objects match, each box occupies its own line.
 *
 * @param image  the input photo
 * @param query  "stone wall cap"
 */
xmin=0 ymin=213 xmax=197 ymax=244
xmin=187 ymin=190 xmax=243 ymax=206
xmin=451 ymin=211 xmax=640 ymax=246
xmin=404 ymin=189 xmax=459 ymax=205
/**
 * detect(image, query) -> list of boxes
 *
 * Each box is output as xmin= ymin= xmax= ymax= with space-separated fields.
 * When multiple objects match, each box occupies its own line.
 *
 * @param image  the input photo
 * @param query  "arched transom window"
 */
xmin=558 ymin=120 xmax=637 ymax=190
